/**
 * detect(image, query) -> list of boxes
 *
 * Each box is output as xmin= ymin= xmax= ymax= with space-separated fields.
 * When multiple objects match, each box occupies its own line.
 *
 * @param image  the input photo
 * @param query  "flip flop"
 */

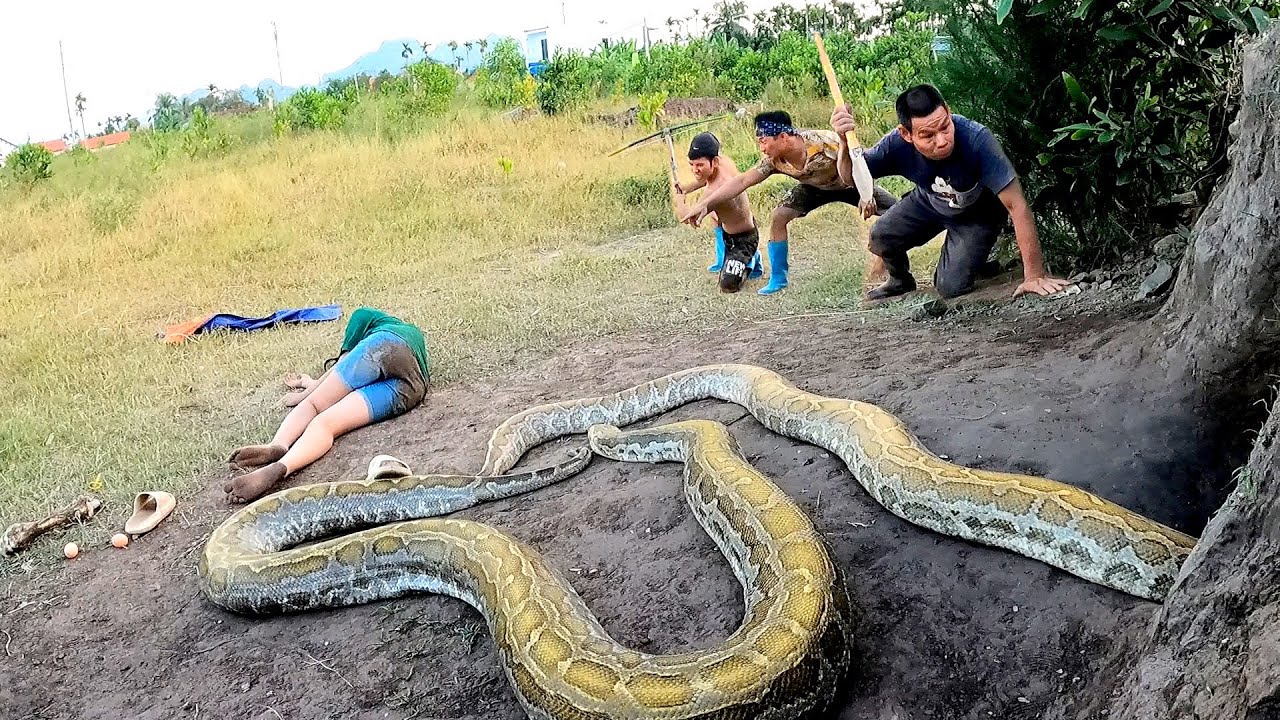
xmin=366 ymin=455 xmax=412 ymax=481
xmin=123 ymin=491 xmax=176 ymax=536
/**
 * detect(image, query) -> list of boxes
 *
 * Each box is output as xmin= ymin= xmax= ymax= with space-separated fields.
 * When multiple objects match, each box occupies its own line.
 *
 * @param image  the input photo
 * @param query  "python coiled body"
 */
xmin=200 ymin=419 xmax=854 ymax=719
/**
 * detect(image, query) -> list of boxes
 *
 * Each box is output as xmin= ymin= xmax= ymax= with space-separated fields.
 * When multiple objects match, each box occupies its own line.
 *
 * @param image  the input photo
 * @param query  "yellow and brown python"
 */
xmin=480 ymin=364 xmax=1197 ymax=602
xmin=200 ymin=363 xmax=1198 ymax=719
xmin=200 ymin=418 xmax=855 ymax=719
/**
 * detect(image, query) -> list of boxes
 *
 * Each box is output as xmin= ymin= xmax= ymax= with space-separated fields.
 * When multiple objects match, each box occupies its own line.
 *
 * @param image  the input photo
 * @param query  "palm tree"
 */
xmin=708 ymin=0 xmax=748 ymax=43
xmin=478 ymin=38 xmax=489 ymax=55
xmin=401 ymin=42 xmax=414 ymax=60
xmin=74 ymin=93 xmax=87 ymax=138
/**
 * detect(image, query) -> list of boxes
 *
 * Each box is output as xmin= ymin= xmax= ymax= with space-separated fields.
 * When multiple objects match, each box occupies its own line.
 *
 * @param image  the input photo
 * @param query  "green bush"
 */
xmin=4 ymin=144 xmax=54 ymax=185
xmin=181 ymin=106 xmax=232 ymax=158
xmin=535 ymin=51 xmax=595 ymax=115
xmin=476 ymin=38 xmax=535 ymax=109
xmin=275 ymin=87 xmax=353 ymax=132
xmin=380 ymin=60 xmax=460 ymax=117
xmin=937 ymin=0 xmax=1277 ymax=267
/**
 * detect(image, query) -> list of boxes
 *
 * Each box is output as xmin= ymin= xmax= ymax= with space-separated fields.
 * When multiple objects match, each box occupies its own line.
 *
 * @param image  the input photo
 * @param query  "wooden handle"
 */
xmin=814 ymin=32 xmax=885 ymax=286
xmin=662 ymin=130 xmax=685 ymax=215
xmin=814 ymin=33 xmax=858 ymax=150
xmin=815 ymin=31 xmax=874 ymax=206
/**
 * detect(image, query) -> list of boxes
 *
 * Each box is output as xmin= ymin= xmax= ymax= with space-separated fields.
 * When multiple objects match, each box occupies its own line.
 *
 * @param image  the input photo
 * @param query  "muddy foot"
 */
xmin=228 ymin=443 xmax=287 ymax=468
xmin=224 ymin=462 xmax=287 ymax=503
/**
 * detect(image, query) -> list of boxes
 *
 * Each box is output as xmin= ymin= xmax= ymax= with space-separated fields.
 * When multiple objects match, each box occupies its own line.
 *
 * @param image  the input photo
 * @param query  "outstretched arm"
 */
xmin=679 ymin=171 xmax=764 ymax=227
xmin=998 ymin=179 xmax=1073 ymax=297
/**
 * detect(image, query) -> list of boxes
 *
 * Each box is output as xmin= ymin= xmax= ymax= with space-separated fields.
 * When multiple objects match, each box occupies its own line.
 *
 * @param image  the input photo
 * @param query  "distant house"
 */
xmin=81 ymin=131 xmax=131 ymax=152
xmin=523 ymin=17 xmax=649 ymax=75
xmin=525 ymin=26 xmax=551 ymax=76
xmin=36 ymin=139 xmax=68 ymax=155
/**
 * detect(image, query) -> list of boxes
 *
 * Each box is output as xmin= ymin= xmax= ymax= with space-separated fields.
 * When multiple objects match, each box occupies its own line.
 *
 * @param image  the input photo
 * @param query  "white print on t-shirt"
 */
xmin=931 ymin=176 xmax=962 ymax=209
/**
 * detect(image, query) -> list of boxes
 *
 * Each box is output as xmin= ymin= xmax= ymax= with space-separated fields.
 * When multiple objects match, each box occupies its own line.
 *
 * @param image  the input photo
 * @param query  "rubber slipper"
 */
xmin=123 ymin=491 xmax=176 ymax=536
xmin=366 ymin=454 xmax=412 ymax=481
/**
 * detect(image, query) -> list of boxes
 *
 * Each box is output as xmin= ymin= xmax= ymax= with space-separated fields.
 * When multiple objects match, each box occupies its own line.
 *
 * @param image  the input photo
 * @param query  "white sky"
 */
xmin=1 ymin=0 xmax=868 ymax=146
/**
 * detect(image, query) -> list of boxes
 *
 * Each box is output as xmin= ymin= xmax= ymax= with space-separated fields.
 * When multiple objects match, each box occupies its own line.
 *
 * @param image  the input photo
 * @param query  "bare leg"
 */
xmin=225 ymin=393 xmax=373 ymax=503
xmin=228 ymin=369 xmax=352 ymax=469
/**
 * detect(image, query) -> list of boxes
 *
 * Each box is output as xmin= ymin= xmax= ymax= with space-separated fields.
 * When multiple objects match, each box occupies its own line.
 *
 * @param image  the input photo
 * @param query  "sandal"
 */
xmin=123 ymin=491 xmax=176 ymax=536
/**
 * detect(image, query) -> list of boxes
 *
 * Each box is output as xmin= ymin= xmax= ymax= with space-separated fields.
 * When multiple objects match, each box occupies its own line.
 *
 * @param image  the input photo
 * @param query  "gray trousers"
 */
xmin=869 ymin=187 xmax=1009 ymax=298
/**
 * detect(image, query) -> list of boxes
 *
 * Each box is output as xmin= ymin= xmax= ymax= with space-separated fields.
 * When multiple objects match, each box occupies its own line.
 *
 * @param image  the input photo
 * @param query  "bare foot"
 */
xmin=282 ymin=390 xmax=307 ymax=408
xmin=283 ymin=372 xmax=313 ymax=390
xmin=228 ymin=443 xmax=287 ymax=469
xmin=224 ymin=462 xmax=287 ymax=503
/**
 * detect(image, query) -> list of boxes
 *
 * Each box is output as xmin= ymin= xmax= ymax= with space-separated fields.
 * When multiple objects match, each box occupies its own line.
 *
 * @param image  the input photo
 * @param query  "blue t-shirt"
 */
xmin=863 ymin=114 xmax=1017 ymax=217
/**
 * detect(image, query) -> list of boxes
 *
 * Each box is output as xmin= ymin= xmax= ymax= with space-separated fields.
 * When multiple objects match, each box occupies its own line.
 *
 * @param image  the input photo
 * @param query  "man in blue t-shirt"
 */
xmin=831 ymin=83 xmax=1071 ymax=301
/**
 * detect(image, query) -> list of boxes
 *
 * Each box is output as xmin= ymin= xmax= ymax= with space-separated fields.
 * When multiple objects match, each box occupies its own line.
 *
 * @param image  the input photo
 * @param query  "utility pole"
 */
xmin=59 ymin=40 xmax=74 ymax=139
xmin=272 ymin=21 xmax=284 ymax=84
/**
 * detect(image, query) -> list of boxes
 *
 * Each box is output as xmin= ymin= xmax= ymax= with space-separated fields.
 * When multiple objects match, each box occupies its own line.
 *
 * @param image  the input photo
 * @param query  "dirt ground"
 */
xmin=0 ymin=279 xmax=1222 ymax=720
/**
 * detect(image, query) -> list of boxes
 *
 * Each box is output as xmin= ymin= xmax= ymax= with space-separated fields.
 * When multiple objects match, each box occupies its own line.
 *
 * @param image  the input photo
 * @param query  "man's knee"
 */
xmin=770 ymin=205 xmax=799 ymax=228
xmin=868 ymin=224 xmax=903 ymax=257
xmin=934 ymin=272 xmax=976 ymax=299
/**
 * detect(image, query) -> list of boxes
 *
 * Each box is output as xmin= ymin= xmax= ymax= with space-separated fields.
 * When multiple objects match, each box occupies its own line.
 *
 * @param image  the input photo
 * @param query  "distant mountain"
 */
xmin=318 ymin=33 xmax=510 ymax=84
xmin=167 ymin=31 xmax=521 ymax=113
xmin=177 ymin=78 xmax=298 ymax=108
xmin=319 ymin=38 xmax=420 ymax=86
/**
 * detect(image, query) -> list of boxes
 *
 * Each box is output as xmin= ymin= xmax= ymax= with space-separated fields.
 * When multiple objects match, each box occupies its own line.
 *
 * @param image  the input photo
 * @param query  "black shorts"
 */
xmin=719 ymin=227 xmax=760 ymax=293
xmin=781 ymin=183 xmax=899 ymax=217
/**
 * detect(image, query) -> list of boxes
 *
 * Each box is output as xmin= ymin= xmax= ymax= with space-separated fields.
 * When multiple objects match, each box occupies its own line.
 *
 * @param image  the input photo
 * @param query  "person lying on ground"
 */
xmin=223 ymin=306 xmax=430 ymax=503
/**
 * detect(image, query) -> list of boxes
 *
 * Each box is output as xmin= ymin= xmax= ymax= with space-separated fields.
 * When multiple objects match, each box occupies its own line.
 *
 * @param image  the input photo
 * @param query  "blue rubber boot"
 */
xmin=707 ymin=227 xmax=726 ymax=273
xmin=747 ymin=249 xmax=763 ymax=279
xmin=758 ymin=240 xmax=789 ymax=295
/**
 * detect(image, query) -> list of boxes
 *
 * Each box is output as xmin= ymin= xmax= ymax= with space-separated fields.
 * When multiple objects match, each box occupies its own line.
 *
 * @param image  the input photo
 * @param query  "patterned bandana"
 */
xmin=754 ymin=120 xmax=795 ymax=137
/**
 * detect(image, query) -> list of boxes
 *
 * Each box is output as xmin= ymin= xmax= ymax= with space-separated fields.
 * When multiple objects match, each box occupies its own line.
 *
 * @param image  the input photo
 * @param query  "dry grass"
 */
xmin=0 ymin=100 xmax=940 ymax=562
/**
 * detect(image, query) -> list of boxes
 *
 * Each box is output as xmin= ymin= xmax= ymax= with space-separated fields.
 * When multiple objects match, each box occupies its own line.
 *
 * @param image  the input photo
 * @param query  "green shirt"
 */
xmin=339 ymin=307 xmax=430 ymax=380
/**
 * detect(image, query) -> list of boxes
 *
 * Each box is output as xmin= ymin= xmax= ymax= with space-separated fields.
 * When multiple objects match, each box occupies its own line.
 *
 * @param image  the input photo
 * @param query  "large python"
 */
xmin=200 ymin=419 xmax=855 ymax=719
xmin=480 ymin=364 xmax=1197 ymax=602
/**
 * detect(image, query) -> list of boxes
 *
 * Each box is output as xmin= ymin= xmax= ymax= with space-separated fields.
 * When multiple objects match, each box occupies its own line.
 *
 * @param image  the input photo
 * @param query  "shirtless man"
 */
xmin=675 ymin=132 xmax=762 ymax=293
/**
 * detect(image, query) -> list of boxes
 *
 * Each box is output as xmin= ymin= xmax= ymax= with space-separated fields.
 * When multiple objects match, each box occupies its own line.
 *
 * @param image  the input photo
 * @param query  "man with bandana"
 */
xmin=680 ymin=110 xmax=897 ymax=295
xmin=832 ymin=84 xmax=1072 ymax=300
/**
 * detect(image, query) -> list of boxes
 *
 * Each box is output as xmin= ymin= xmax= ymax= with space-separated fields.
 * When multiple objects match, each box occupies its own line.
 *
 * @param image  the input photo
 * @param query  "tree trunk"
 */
xmin=1156 ymin=27 xmax=1280 ymax=406
xmin=1100 ymin=26 xmax=1280 ymax=720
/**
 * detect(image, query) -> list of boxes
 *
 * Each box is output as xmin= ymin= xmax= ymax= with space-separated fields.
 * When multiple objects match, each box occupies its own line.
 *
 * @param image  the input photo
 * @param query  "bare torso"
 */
xmin=704 ymin=155 xmax=755 ymax=235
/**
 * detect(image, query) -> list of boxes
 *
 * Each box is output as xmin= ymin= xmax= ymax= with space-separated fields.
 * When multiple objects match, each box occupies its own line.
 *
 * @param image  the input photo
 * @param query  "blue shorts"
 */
xmin=333 ymin=331 xmax=427 ymax=422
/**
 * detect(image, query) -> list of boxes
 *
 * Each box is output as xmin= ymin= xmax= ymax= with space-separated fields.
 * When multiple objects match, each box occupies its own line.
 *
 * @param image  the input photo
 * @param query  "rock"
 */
xmin=1099 ymin=279 xmax=1114 ymax=291
xmin=1154 ymin=233 xmax=1188 ymax=262
xmin=1069 ymin=271 xmax=1093 ymax=283
xmin=1134 ymin=261 xmax=1175 ymax=300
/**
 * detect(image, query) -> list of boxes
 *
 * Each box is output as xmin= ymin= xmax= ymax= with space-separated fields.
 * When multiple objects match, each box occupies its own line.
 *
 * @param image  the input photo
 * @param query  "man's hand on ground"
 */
xmin=1013 ymin=275 xmax=1073 ymax=297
